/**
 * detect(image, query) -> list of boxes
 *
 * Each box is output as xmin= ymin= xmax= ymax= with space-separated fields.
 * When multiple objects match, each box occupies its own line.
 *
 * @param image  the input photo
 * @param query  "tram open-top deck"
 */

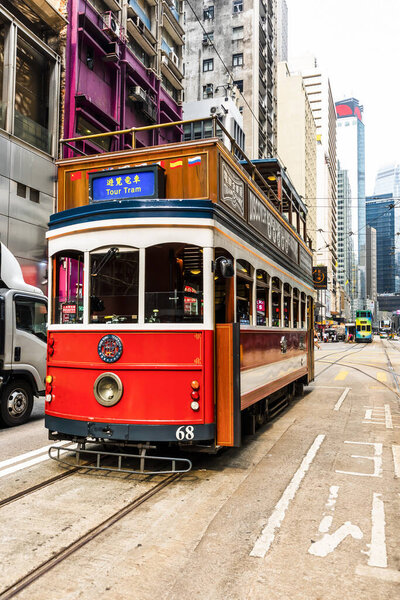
xmin=45 ymin=120 xmax=315 ymax=450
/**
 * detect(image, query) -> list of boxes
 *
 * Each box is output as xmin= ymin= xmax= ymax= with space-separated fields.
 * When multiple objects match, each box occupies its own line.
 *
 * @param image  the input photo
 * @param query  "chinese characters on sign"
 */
xmin=91 ymin=169 xmax=156 ymax=202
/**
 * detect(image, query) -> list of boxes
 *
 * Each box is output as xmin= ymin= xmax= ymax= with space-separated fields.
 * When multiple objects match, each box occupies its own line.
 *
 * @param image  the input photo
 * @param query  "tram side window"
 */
xmin=145 ymin=244 xmax=203 ymax=323
xmin=256 ymin=269 xmax=269 ymax=326
xmin=271 ymin=277 xmax=281 ymax=327
xmin=293 ymin=288 xmax=299 ymax=328
xmin=301 ymin=293 xmax=306 ymax=328
xmin=283 ymin=283 xmax=291 ymax=328
xmin=90 ymin=248 xmax=139 ymax=323
xmin=236 ymin=259 xmax=253 ymax=325
xmin=52 ymin=251 xmax=84 ymax=324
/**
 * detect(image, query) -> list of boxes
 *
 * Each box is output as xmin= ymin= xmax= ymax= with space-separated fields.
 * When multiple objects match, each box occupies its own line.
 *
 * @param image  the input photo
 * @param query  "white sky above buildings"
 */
xmin=286 ymin=0 xmax=400 ymax=195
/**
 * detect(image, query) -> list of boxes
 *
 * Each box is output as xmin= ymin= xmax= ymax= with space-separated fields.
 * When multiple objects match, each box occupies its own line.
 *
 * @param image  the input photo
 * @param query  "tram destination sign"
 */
xmin=89 ymin=165 xmax=165 ymax=203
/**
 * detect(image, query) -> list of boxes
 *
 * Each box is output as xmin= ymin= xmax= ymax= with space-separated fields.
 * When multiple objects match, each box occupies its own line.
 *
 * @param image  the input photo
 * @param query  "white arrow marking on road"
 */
xmin=309 ymin=522 xmax=363 ymax=557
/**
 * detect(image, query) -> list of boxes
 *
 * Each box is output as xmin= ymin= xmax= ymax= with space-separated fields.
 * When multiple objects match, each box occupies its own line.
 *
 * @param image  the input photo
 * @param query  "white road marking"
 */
xmin=367 ymin=493 xmax=387 ymax=568
xmin=0 ymin=442 xmax=71 ymax=479
xmin=0 ymin=441 xmax=68 ymax=470
xmin=392 ymin=445 xmax=400 ymax=478
xmin=250 ymin=434 xmax=325 ymax=559
xmin=309 ymin=386 xmax=347 ymax=390
xmin=334 ymin=387 xmax=351 ymax=411
xmin=336 ymin=441 xmax=383 ymax=478
xmin=384 ymin=405 xmax=393 ymax=429
xmin=355 ymin=565 xmax=400 ymax=583
xmin=318 ymin=485 xmax=339 ymax=533
xmin=309 ymin=522 xmax=363 ymax=557
xmin=364 ymin=409 xmax=373 ymax=420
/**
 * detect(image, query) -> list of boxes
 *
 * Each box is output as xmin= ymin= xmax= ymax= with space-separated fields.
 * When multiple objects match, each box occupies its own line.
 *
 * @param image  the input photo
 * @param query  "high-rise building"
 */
xmin=183 ymin=0 xmax=277 ymax=159
xmin=0 ymin=0 xmax=65 ymax=290
xmin=335 ymin=98 xmax=366 ymax=307
xmin=276 ymin=0 xmax=288 ymax=62
xmin=366 ymin=225 xmax=377 ymax=307
xmin=64 ymin=0 xmax=184 ymax=154
xmin=291 ymin=57 xmax=337 ymax=318
xmin=276 ymin=62 xmax=317 ymax=250
xmin=337 ymin=161 xmax=353 ymax=306
xmin=366 ymin=194 xmax=398 ymax=294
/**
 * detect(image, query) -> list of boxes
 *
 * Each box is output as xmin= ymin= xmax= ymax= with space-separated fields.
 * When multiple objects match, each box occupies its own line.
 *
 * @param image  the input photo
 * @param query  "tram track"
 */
xmin=0 ymin=473 xmax=181 ymax=600
xmin=0 ymin=469 xmax=79 ymax=509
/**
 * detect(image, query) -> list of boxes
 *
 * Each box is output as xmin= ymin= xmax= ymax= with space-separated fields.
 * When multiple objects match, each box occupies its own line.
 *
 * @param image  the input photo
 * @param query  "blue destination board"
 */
xmin=91 ymin=170 xmax=155 ymax=202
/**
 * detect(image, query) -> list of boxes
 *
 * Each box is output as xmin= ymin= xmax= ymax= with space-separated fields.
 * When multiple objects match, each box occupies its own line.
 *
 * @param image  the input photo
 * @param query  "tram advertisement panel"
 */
xmin=248 ymin=190 xmax=298 ymax=264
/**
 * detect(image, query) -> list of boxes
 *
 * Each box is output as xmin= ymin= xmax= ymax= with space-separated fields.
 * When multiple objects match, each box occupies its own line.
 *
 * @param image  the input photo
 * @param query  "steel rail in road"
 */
xmin=314 ymin=343 xmax=369 ymax=363
xmin=314 ymin=344 xmax=368 ymax=378
xmin=0 ymin=473 xmax=181 ymax=600
xmin=0 ymin=469 xmax=78 ymax=509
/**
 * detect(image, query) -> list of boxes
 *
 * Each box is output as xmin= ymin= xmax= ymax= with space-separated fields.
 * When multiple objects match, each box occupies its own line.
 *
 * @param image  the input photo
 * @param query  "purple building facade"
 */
xmin=64 ymin=0 xmax=184 ymax=154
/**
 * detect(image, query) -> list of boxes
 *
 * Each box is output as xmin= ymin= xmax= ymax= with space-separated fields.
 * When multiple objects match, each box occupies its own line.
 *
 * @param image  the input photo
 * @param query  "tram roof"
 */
xmin=240 ymin=158 xmax=308 ymax=216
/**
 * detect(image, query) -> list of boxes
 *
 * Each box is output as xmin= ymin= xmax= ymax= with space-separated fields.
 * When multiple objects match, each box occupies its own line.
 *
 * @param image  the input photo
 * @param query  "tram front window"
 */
xmin=52 ymin=251 xmax=84 ymax=324
xmin=145 ymin=244 xmax=203 ymax=323
xmin=90 ymin=248 xmax=139 ymax=323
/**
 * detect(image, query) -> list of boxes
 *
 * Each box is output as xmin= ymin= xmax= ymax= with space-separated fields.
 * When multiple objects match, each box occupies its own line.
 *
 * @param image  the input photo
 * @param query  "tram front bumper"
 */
xmin=45 ymin=415 xmax=215 ymax=443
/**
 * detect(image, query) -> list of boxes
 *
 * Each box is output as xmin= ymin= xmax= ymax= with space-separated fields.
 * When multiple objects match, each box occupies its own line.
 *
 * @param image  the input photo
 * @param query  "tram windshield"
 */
xmin=52 ymin=251 xmax=84 ymax=324
xmin=145 ymin=243 xmax=203 ymax=323
xmin=90 ymin=248 xmax=139 ymax=323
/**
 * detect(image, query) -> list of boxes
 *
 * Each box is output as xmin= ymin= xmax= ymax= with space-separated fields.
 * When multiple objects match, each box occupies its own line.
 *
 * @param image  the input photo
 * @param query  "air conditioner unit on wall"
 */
xmin=103 ymin=11 xmax=121 ymax=38
xmin=133 ymin=15 xmax=145 ymax=32
xmin=103 ymin=41 xmax=119 ymax=62
xmin=170 ymin=51 xmax=179 ymax=66
xmin=128 ymin=86 xmax=147 ymax=102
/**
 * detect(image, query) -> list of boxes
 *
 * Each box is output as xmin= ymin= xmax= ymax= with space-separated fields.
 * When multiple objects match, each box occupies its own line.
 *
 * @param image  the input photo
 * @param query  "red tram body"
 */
xmin=45 ymin=124 xmax=314 ymax=450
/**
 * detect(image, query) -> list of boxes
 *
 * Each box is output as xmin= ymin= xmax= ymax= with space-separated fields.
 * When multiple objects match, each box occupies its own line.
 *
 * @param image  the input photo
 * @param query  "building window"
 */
xmin=203 ymin=31 xmax=214 ymax=44
xmin=30 ymin=188 xmax=40 ymax=203
xmin=203 ymin=83 xmax=213 ymax=99
xmin=233 ymin=0 xmax=243 ymax=13
xmin=232 ymin=26 xmax=243 ymax=39
xmin=16 ymin=182 xmax=26 ymax=198
xmin=203 ymin=58 xmax=214 ymax=72
xmin=233 ymin=79 xmax=243 ymax=92
xmin=232 ymin=53 xmax=243 ymax=67
xmin=14 ymin=33 xmax=53 ymax=154
xmin=86 ymin=46 xmax=94 ymax=71
xmin=0 ymin=22 xmax=5 ymax=130
xmin=203 ymin=7 xmax=214 ymax=20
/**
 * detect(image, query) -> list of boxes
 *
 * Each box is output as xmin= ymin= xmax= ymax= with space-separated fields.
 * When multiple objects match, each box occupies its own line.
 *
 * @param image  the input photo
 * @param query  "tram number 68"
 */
xmin=175 ymin=426 xmax=195 ymax=441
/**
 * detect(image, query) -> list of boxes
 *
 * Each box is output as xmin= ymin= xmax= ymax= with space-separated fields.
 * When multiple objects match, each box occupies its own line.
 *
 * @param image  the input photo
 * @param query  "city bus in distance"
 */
xmin=355 ymin=310 xmax=373 ymax=343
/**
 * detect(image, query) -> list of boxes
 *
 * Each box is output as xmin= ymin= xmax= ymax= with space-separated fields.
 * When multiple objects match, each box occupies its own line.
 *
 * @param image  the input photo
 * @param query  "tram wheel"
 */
xmin=0 ymin=379 xmax=33 ymax=427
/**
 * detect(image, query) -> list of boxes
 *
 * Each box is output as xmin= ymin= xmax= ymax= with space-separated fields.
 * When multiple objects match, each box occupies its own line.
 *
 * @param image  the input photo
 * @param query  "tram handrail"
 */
xmin=59 ymin=116 xmax=280 ymax=207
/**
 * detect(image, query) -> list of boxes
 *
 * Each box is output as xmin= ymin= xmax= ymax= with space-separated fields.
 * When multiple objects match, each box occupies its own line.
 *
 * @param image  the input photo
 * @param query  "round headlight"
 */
xmin=93 ymin=373 xmax=123 ymax=407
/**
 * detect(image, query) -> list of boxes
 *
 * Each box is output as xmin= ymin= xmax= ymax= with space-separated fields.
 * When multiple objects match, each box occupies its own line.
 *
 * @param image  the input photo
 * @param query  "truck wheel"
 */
xmin=0 ymin=380 xmax=34 ymax=427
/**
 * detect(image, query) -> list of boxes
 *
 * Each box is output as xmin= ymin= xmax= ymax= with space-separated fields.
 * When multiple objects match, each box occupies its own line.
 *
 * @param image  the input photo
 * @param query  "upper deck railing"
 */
xmin=59 ymin=116 xmax=311 ymax=250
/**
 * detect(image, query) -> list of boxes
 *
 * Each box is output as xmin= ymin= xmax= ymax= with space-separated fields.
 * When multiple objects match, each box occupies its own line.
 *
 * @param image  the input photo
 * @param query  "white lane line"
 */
xmin=318 ymin=485 xmax=339 ymax=533
xmin=392 ymin=445 xmax=400 ymax=478
xmin=0 ymin=442 xmax=67 ymax=470
xmin=356 ymin=565 xmax=400 ymax=583
xmin=364 ymin=409 xmax=372 ymax=420
xmin=250 ymin=434 xmax=325 ymax=559
xmin=334 ymin=387 xmax=351 ymax=411
xmin=384 ymin=405 xmax=393 ymax=429
xmin=368 ymin=493 xmax=387 ymax=568
xmin=0 ymin=442 xmax=71 ymax=479
xmin=309 ymin=386 xmax=347 ymax=390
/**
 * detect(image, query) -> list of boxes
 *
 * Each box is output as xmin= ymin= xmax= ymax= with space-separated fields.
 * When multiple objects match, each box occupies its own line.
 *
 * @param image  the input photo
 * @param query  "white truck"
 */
xmin=0 ymin=243 xmax=47 ymax=426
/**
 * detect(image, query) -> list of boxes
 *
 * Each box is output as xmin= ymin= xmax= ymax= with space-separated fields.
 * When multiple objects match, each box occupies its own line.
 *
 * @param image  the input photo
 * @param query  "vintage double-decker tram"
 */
xmin=45 ymin=120 xmax=314 ymax=463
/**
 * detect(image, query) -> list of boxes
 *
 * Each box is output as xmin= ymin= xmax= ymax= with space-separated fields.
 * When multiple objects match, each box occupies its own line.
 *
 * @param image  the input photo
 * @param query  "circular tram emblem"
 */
xmin=98 ymin=335 xmax=123 ymax=363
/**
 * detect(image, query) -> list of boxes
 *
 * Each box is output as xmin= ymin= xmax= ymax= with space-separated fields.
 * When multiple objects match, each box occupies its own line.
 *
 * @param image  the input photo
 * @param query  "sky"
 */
xmin=286 ymin=0 xmax=400 ymax=195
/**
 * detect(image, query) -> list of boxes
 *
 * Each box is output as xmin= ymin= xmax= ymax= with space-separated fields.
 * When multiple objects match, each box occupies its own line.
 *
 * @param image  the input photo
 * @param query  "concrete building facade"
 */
xmin=183 ymin=0 xmax=277 ymax=160
xmin=366 ymin=224 xmax=377 ymax=314
xmin=276 ymin=0 xmax=288 ymax=62
xmin=64 ymin=0 xmax=184 ymax=156
xmin=337 ymin=161 xmax=353 ymax=308
xmin=276 ymin=61 xmax=317 ymax=251
xmin=291 ymin=57 xmax=337 ymax=318
xmin=0 ymin=0 xmax=65 ymax=290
